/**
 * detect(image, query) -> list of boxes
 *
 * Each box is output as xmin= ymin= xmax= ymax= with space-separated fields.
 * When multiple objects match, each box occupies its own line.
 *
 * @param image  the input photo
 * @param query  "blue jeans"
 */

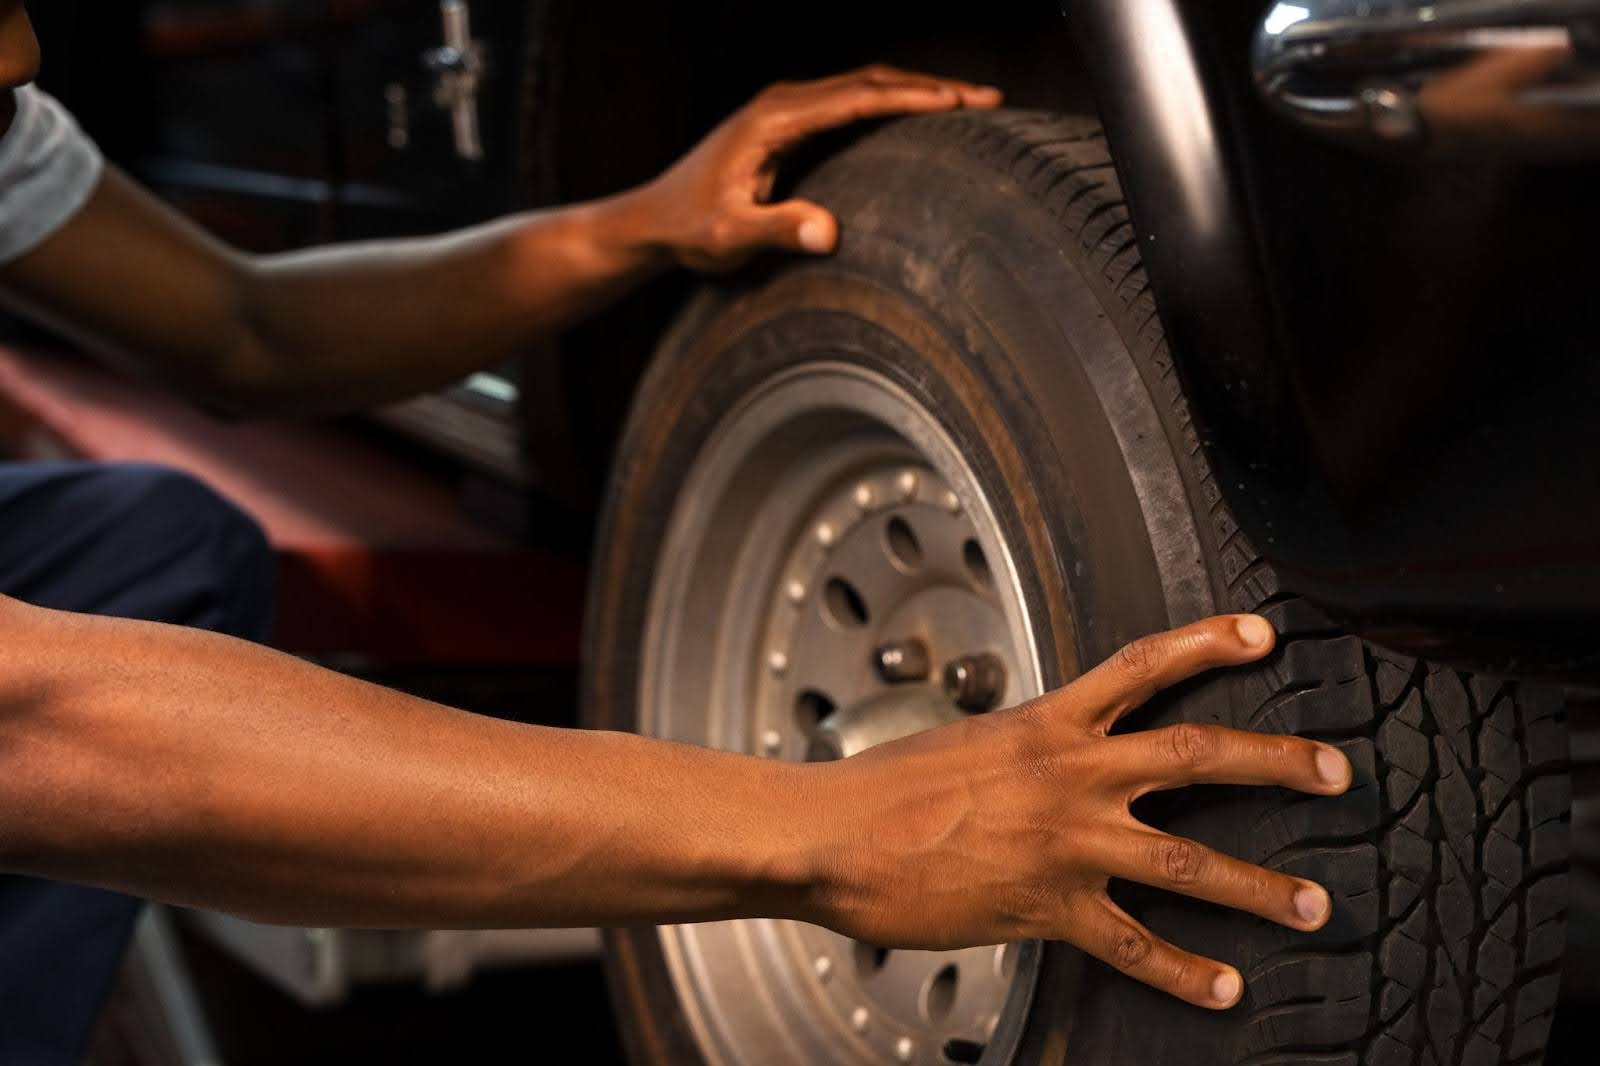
xmin=0 ymin=462 xmax=275 ymax=1065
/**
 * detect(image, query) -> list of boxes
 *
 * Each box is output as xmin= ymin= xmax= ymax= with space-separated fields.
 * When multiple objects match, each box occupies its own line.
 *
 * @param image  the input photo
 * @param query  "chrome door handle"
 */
xmin=1254 ymin=0 xmax=1600 ymax=154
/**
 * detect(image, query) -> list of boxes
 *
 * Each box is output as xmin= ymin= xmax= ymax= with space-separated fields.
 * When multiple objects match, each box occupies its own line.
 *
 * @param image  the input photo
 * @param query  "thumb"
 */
xmin=748 ymin=199 xmax=839 ymax=255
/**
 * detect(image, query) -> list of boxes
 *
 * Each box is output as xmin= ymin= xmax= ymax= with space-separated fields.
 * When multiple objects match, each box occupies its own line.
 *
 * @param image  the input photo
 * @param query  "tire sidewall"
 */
xmin=583 ymin=125 xmax=1225 ymax=1066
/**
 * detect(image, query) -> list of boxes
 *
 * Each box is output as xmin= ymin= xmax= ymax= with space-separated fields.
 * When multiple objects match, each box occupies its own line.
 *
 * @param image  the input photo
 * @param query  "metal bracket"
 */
xmin=422 ymin=0 xmax=486 ymax=161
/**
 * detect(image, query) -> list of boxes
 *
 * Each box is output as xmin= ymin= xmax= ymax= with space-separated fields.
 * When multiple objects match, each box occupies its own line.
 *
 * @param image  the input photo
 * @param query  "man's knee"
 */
xmin=7 ymin=463 xmax=279 ymax=640
xmin=113 ymin=464 xmax=266 ymax=555
xmin=105 ymin=465 xmax=277 ymax=640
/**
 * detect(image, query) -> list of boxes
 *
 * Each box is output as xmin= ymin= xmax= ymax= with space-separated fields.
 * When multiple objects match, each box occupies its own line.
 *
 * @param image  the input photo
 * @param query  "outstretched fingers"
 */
xmin=754 ymin=65 xmax=1002 ymax=148
xmin=1094 ymin=828 xmax=1333 ymax=934
xmin=1112 ymin=723 xmax=1352 ymax=797
xmin=1069 ymin=615 xmax=1278 ymax=732
xmin=1063 ymin=890 xmax=1245 ymax=1010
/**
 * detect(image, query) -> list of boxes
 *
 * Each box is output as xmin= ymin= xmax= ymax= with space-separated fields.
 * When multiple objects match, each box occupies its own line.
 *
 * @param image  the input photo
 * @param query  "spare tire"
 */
xmin=582 ymin=109 xmax=1571 ymax=1066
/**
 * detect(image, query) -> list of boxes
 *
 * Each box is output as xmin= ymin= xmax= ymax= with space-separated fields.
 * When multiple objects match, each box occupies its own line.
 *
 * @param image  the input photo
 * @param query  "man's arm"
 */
xmin=0 ymin=595 xmax=825 ymax=931
xmin=0 ymin=68 xmax=1001 ymax=416
xmin=0 ymin=597 xmax=1349 ymax=1010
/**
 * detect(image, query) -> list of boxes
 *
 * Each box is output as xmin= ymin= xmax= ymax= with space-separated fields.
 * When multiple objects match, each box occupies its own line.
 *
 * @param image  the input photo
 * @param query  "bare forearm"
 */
xmin=0 ymin=168 xmax=667 ymax=416
xmin=0 ymin=599 xmax=825 ymax=928
xmin=226 ymin=191 xmax=666 ymax=414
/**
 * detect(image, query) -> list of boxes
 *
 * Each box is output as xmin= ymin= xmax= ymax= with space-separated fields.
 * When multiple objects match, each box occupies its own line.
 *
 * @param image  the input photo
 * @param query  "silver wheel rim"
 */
xmin=640 ymin=362 xmax=1046 ymax=1066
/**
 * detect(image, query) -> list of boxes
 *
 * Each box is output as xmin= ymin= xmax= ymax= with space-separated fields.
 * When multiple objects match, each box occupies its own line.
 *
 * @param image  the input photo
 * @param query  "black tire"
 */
xmin=583 ymin=110 xmax=1571 ymax=1065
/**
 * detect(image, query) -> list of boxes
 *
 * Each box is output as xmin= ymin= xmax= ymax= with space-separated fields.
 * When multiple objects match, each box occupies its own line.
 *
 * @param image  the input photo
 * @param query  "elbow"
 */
xmin=194 ymin=261 xmax=297 ymax=421
xmin=190 ymin=346 xmax=289 ymax=422
xmin=201 ymin=330 xmax=289 ymax=423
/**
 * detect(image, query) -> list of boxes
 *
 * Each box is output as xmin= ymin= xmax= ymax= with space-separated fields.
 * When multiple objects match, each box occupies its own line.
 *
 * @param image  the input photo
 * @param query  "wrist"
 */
xmin=760 ymin=760 xmax=870 ymax=930
xmin=585 ymin=182 xmax=678 ymax=276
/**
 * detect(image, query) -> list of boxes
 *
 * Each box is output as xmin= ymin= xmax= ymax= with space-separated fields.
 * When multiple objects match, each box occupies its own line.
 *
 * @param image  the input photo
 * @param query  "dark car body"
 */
xmin=1068 ymin=0 xmax=1600 ymax=676
xmin=35 ymin=0 xmax=1600 ymax=676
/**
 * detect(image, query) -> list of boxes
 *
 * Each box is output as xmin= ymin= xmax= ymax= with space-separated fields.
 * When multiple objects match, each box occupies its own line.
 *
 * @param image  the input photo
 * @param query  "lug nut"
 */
xmin=874 ymin=638 xmax=931 ymax=683
xmin=943 ymin=653 xmax=1007 ymax=712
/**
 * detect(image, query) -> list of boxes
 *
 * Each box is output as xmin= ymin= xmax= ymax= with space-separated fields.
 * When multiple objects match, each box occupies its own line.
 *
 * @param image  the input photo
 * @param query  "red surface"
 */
xmin=0 ymin=347 xmax=584 ymax=664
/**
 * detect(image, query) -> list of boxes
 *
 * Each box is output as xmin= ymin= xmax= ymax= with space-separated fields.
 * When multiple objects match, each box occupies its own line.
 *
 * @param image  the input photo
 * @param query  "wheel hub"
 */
xmin=805 ymin=684 xmax=963 ymax=762
xmin=754 ymin=462 xmax=1019 ymax=1063
xmin=640 ymin=363 xmax=1044 ymax=1066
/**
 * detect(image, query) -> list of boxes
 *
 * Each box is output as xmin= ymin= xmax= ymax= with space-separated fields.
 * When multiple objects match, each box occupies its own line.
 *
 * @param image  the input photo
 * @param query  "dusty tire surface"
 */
xmin=583 ymin=109 xmax=1571 ymax=1065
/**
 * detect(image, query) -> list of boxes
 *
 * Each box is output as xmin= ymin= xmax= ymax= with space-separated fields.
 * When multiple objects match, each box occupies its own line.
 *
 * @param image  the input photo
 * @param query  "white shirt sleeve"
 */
xmin=0 ymin=85 xmax=104 ymax=265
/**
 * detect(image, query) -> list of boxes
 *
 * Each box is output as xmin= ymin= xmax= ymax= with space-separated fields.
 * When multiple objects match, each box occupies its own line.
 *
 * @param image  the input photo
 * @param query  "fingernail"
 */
xmin=1236 ymin=615 xmax=1274 ymax=649
xmin=1211 ymin=969 xmax=1242 ymax=1006
xmin=1294 ymin=884 xmax=1331 ymax=925
xmin=1316 ymin=745 xmax=1352 ymax=789
xmin=798 ymin=218 xmax=832 ymax=254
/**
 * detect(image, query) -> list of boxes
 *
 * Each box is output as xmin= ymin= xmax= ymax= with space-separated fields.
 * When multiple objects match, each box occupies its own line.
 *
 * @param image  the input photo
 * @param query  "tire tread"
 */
xmin=859 ymin=109 xmax=1571 ymax=1066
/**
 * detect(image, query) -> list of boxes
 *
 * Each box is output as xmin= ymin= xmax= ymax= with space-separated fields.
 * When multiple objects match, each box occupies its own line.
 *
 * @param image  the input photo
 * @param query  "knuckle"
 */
xmin=1004 ymin=716 xmax=1064 ymax=786
xmin=1010 ymin=878 xmax=1060 ymax=935
xmin=1112 ymin=637 xmax=1159 ymax=681
xmin=1167 ymin=956 xmax=1196 ymax=995
xmin=1163 ymin=723 xmax=1212 ymax=767
xmin=739 ymin=106 xmax=779 ymax=135
xmin=1112 ymin=927 xmax=1153 ymax=970
xmin=1248 ymin=870 xmax=1279 ymax=910
xmin=704 ymin=218 xmax=741 ymax=255
xmin=1157 ymin=837 xmax=1207 ymax=885
xmin=760 ymin=107 xmax=801 ymax=138
xmin=1273 ymin=737 xmax=1307 ymax=773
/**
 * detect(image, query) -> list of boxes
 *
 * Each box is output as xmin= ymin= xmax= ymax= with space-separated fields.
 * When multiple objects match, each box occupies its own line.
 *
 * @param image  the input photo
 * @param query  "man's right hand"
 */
xmin=618 ymin=64 xmax=1002 ymax=273
xmin=807 ymin=614 xmax=1352 ymax=1010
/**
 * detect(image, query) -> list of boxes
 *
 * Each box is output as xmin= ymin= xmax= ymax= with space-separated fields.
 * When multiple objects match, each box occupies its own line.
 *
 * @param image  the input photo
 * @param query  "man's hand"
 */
xmin=810 ymin=615 xmax=1352 ymax=1010
xmin=621 ymin=65 xmax=1002 ymax=272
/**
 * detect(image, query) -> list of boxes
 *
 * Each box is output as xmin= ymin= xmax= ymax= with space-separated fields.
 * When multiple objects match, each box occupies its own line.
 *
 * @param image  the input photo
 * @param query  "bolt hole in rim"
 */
xmin=963 ymin=539 xmax=992 ymax=589
xmin=943 ymin=1038 xmax=987 ymax=1064
xmin=640 ymin=363 xmax=1045 ymax=1065
xmin=923 ymin=964 xmax=960 ymax=1022
xmin=885 ymin=515 xmax=925 ymax=571
xmin=825 ymin=575 xmax=873 ymax=628
xmin=856 ymin=941 xmax=893 ymax=978
xmin=795 ymin=689 xmax=837 ymax=733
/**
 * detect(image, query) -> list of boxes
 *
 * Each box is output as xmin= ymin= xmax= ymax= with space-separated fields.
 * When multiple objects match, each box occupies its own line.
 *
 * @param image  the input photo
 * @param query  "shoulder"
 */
xmin=0 ymin=84 xmax=104 ymax=265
